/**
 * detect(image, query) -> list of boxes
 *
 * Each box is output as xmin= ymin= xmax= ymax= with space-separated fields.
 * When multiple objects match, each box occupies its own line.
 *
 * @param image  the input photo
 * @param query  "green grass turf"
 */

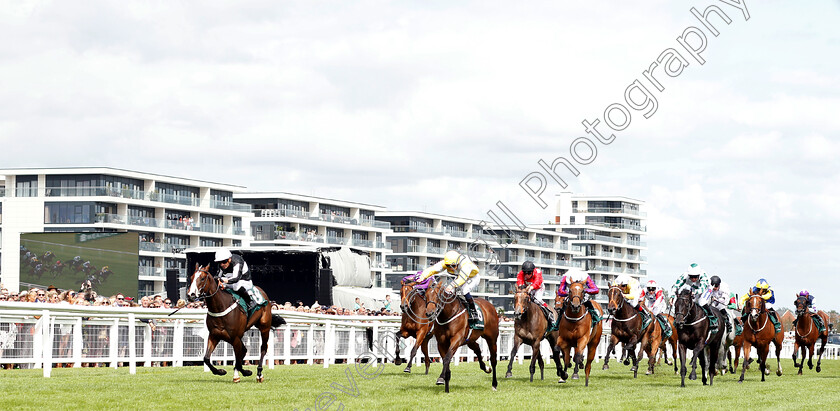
xmin=1 ymin=359 xmax=839 ymax=410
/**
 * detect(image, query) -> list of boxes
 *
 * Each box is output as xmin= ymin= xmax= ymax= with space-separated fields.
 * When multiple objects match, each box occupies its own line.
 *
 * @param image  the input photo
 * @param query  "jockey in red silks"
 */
xmin=558 ymin=268 xmax=601 ymax=322
xmin=516 ymin=261 xmax=554 ymax=324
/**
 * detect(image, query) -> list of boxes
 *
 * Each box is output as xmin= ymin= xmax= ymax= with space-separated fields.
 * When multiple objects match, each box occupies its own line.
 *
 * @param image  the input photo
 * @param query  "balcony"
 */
xmin=573 ymin=207 xmax=647 ymax=217
xmin=577 ymin=233 xmax=623 ymax=244
xmin=139 ymin=241 xmax=181 ymax=254
xmin=138 ymin=266 xmax=163 ymax=277
xmin=392 ymin=225 xmax=435 ymax=234
xmin=350 ymin=238 xmax=374 ymax=248
xmin=258 ymin=208 xmax=310 ymax=219
xmin=325 ymin=236 xmax=348 ymax=245
xmin=209 ymin=200 xmax=251 ymax=212
xmin=198 ymin=223 xmax=226 ymax=234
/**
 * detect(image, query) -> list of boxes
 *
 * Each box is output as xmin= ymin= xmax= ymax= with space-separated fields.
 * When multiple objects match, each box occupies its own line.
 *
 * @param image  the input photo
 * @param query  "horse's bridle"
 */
xmin=193 ymin=268 xmax=220 ymax=301
xmin=608 ymin=286 xmax=625 ymax=312
xmin=674 ymin=293 xmax=697 ymax=325
xmin=746 ymin=295 xmax=768 ymax=332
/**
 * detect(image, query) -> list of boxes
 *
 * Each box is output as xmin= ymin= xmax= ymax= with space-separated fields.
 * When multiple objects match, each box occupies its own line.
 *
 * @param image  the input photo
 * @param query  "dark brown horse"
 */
xmin=738 ymin=294 xmax=784 ymax=382
xmin=188 ymin=263 xmax=286 ymax=383
xmin=505 ymin=285 xmax=561 ymax=382
xmin=555 ymin=281 xmax=603 ymax=386
xmin=394 ymin=279 xmax=433 ymax=374
xmin=425 ymin=279 xmax=499 ymax=393
xmin=792 ymin=295 xmax=829 ymax=374
xmin=604 ymin=286 xmax=662 ymax=378
xmin=673 ymin=288 xmax=725 ymax=387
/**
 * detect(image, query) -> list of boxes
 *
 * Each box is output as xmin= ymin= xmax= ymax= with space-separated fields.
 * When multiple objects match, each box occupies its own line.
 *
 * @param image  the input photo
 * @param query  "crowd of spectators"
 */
xmin=0 ymin=283 xmax=205 ymax=310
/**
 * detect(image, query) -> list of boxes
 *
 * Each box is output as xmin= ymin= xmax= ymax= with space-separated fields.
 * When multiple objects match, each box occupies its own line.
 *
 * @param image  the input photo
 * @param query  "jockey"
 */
xmin=670 ymin=263 xmax=709 ymax=304
xmin=795 ymin=289 xmax=826 ymax=333
xmin=516 ymin=261 xmax=554 ymax=325
xmin=739 ymin=278 xmax=781 ymax=333
xmin=705 ymin=276 xmax=732 ymax=333
xmin=215 ymin=249 xmax=257 ymax=311
xmin=417 ymin=250 xmax=481 ymax=327
xmin=642 ymin=280 xmax=671 ymax=337
xmin=558 ymin=268 xmax=601 ymax=322
xmin=614 ymin=274 xmax=651 ymax=329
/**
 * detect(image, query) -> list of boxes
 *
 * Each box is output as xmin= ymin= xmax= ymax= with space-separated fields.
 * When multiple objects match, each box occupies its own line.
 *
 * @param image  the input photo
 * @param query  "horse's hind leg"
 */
xmin=774 ymin=336 xmax=783 ymax=377
xmin=421 ymin=335 xmax=432 ymax=375
xmin=807 ymin=344 xmax=815 ymax=370
xmin=792 ymin=340 xmax=800 ymax=368
xmin=256 ymin=328 xmax=270 ymax=382
xmin=602 ymin=338 xmax=615 ymax=370
xmin=203 ymin=336 xmax=226 ymax=376
xmin=816 ymin=335 xmax=827 ymax=372
xmin=467 ymin=340 xmax=489 ymax=374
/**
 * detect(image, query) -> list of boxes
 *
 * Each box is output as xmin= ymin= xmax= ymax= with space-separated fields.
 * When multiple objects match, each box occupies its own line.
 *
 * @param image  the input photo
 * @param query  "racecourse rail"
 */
xmin=1 ymin=302 xmax=838 ymax=378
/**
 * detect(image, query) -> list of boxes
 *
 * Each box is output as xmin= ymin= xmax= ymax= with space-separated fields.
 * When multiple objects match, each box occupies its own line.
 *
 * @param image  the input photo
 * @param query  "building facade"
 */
xmin=0 ymin=168 xmax=252 ymax=296
xmin=542 ymin=192 xmax=648 ymax=302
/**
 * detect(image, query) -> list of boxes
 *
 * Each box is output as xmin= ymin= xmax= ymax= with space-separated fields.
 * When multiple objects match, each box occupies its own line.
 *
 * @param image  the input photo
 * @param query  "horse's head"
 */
xmin=513 ymin=284 xmax=530 ymax=320
xmin=187 ymin=263 xmax=216 ymax=302
xmin=794 ymin=295 xmax=809 ymax=317
xmin=568 ymin=282 xmax=585 ymax=312
xmin=554 ymin=294 xmax=565 ymax=311
xmin=607 ymin=286 xmax=624 ymax=315
xmin=673 ymin=288 xmax=694 ymax=328
xmin=399 ymin=280 xmax=415 ymax=311
xmin=424 ymin=280 xmax=444 ymax=320
xmin=747 ymin=294 xmax=765 ymax=321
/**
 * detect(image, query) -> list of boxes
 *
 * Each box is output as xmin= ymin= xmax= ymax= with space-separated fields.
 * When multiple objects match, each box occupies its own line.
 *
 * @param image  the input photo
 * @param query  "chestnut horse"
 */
xmin=673 ymin=288 xmax=725 ymax=387
xmin=604 ymin=286 xmax=662 ymax=378
xmin=505 ymin=285 xmax=561 ymax=382
xmin=395 ymin=279 xmax=433 ymax=374
xmin=555 ymin=281 xmax=603 ymax=386
xmin=188 ymin=264 xmax=286 ymax=383
xmin=425 ymin=279 xmax=499 ymax=393
xmin=792 ymin=295 xmax=829 ymax=374
xmin=653 ymin=314 xmax=679 ymax=374
xmin=738 ymin=294 xmax=784 ymax=382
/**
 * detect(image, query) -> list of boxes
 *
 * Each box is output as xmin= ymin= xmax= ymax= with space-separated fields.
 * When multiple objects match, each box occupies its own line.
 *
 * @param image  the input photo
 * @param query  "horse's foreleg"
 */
xmin=394 ymin=333 xmax=403 ymax=366
xmin=678 ymin=344 xmax=688 ymax=387
xmin=774 ymin=335 xmax=783 ymax=377
xmin=505 ymin=336 xmax=522 ymax=378
xmin=203 ymin=336 xmax=226 ymax=376
xmin=231 ymin=338 xmax=250 ymax=382
xmin=486 ymin=336 xmax=498 ymax=391
xmin=792 ymin=340 xmax=800 ymax=368
xmin=467 ymin=340 xmax=489 ymax=374
xmin=816 ymin=334 xmax=827 ymax=373
xmin=441 ymin=342 xmax=460 ymax=393
xmin=758 ymin=343 xmax=770 ymax=382
xmin=807 ymin=343 xmax=815 ymax=370
xmin=688 ymin=343 xmax=703 ymax=381
xmin=436 ymin=339 xmax=451 ymax=388
xmin=537 ymin=347 xmax=545 ymax=381
xmin=698 ymin=348 xmax=707 ymax=385
xmin=528 ymin=343 xmax=539 ymax=382
xmin=557 ymin=342 xmax=571 ymax=383
xmin=547 ymin=334 xmax=562 ymax=377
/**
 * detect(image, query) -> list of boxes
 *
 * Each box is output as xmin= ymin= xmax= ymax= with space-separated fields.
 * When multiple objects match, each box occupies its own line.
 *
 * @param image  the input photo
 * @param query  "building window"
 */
xmin=44 ymin=202 xmax=95 ymax=224
xmin=16 ymin=175 xmax=38 ymax=197
xmin=155 ymin=183 xmax=199 ymax=206
xmin=200 ymin=237 xmax=222 ymax=247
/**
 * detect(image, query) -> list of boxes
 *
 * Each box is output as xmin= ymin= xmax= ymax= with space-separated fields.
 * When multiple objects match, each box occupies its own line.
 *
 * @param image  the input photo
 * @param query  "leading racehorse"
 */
xmin=792 ymin=295 xmax=829 ymax=374
xmin=673 ymin=288 xmax=725 ymax=387
xmin=505 ymin=284 xmax=561 ymax=382
xmin=188 ymin=263 xmax=286 ymax=383
xmin=425 ymin=278 xmax=499 ymax=393
xmin=555 ymin=281 xmax=603 ymax=386
xmin=738 ymin=294 xmax=784 ymax=382
xmin=604 ymin=285 xmax=662 ymax=378
xmin=395 ymin=278 xmax=434 ymax=374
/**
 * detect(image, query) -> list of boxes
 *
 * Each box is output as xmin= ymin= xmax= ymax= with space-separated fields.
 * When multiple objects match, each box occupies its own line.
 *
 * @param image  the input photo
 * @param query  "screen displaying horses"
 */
xmin=19 ymin=232 xmax=139 ymax=296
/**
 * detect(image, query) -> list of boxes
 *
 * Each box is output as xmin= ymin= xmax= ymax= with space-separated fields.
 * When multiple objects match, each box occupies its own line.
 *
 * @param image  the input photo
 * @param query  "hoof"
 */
xmin=257 ymin=375 xmax=264 ymax=383
xmin=572 ymin=374 xmax=579 ymax=380
xmin=689 ymin=373 xmax=697 ymax=381
xmin=645 ymin=370 xmax=653 ymax=375
xmin=403 ymin=367 xmax=412 ymax=373
xmin=436 ymin=378 xmax=445 ymax=385
xmin=492 ymin=386 xmax=497 ymax=391
xmin=241 ymin=369 xmax=252 ymax=377
xmin=764 ymin=369 xmax=770 ymax=376
xmin=558 ymin=378 xmax=566 ymax=384
xmin=817 ymin=365 xmax=822 ymax=373
xmin=216 ymin=369 xmax=227 ymax=376
xmin=623 ymin=359 xmax=630 ymax=366
xmin=602 ymin=364 xmax=609 ymax=370
xmin=776 ymin=370 xmax=782 ymax=377
xmin=505 ymin=372 xmax=512 ymax=378
xmin=233 ymin=377 xmax=240 ymax=383
xmin=394 ymin=359 xmax=403 ymax=366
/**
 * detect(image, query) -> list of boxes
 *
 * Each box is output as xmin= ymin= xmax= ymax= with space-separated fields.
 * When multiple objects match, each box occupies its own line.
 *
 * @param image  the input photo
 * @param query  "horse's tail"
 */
xmin=271 ymin=314 xmax=287 ymax=328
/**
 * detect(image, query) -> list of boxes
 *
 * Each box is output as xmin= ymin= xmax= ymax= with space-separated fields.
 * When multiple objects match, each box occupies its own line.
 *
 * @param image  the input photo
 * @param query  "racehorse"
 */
xmin=603 ymin=286 xmax=662 ymax=377
xmin=425 ymin=278 xmax=499 ymax=393
xmin=792 ymin=295 xmax=829 ymax=374
xmin=712 ymin=308 xmax=736 ymax=376
xmin=657 ymin=314 xmax=679 ymax=373
xmin=188 ymin=263 xmax=286 ymax=383
xmin=395 ymin=278 xmax=433 ymax=374
xmin=738 ymin=294 xmax=784 ymax=382
xmin=554 ymin=281 xmax=603 ymax=386
xmin=673 ymin=288 xmax=725 ymax=387
xmin=505 ymin=285 xmax=561 ymax=382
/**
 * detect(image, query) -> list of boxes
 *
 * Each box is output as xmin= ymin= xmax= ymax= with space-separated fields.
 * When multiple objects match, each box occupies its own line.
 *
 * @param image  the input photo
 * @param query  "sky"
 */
xmin=1 ymin=1 xmax=839 ymax=309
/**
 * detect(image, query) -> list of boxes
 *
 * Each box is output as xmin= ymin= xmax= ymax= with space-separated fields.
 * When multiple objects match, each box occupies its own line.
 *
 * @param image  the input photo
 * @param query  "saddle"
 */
xmin=224 ymin=288 xmax=267 ymax=318
xmin=457 ymin=295 xmax=484 ymax=330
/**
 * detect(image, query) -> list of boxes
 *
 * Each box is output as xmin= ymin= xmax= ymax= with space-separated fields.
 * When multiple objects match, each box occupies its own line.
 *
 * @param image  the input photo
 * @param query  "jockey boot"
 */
xmin=768 ymin=308 xmax=781 ymax=333
xmin=236 ymin=288 xmax=255 ymax=311
xmin=812 ymin=313 xmax=826 ymax=333
xmin=721 ymin=309 xmax=732 ymax=334
xmin=702 ymin=304 xmax=718 ymax=333
xmin=584 ymin=299 xmax=601 ymax=324
xmin=465 ymin=294 xmax=481 ymax=329
xmin=656 ymin=313 xmax=672 ymax=338
xmin=639 ymin=306 xmax=652 ymax=330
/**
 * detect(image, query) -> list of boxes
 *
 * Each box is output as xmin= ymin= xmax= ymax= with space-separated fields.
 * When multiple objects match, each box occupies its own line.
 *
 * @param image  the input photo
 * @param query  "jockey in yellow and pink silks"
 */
xmin=416 ymin=250 xmax=481 ymax=324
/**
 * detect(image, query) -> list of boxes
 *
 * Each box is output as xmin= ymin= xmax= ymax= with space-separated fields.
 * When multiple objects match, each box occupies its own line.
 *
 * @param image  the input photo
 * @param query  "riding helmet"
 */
xmin=522 ymin=260 xmax=535 ymax=274
xmin=710 ymin=276 xmax=721 ymax=286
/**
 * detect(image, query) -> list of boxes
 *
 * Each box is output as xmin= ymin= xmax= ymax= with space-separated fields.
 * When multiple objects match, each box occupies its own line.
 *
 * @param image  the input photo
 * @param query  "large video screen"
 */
xmin=19 ymin=232 xmax=139 ymax=297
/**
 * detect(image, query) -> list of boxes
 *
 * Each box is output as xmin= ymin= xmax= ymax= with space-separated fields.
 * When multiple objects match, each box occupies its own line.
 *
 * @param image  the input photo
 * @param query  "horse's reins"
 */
xmin=608 ymin=287 xmax=639 ymax=322
xmin=746 ymin=297 xmax=768 ymax=333
xmin=794 ymin=298 xmax=814 ymax=338
xmin=193 ymin=268 xmax=237 ymax=317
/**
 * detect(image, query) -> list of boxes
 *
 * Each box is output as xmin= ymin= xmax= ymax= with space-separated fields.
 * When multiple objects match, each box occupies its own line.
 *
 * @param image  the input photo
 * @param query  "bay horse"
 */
xmin=673 ymin=288 xmax=725 ymax=387
xmin=394 ymin=279 xmax=433 ymax=374
xmin=604 ymin=286 xmax=662 ymax=378
xmin=505 ymin=285 xmax=561 ymax=382
xmin=188 ymin=263 xmax=286 ymax=383
xmin=792 ymin=295 xmax=829 ymax=374
xmin=738 ymin=294 xmax=783 ymax=382
xmin=554 ymin=281 xmax=603 ymax=386
xmin=425 ymin=278 xmax=499 ymax=393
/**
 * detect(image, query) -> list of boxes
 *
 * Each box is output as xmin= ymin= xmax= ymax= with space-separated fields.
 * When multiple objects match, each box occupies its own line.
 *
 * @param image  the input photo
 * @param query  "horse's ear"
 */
xmin=194 ymin=263 xmax=199 ymax=271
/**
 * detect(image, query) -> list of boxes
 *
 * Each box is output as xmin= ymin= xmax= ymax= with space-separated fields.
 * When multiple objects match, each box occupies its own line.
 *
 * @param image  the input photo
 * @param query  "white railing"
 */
xmin=1 ymin=303 xmax=837 ymax=378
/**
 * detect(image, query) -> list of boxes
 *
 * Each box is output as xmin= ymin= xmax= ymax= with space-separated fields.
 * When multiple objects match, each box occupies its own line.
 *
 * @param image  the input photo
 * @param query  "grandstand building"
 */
xmin=233 ymin=192 xmax=393 ymax=288
xmin=0 ymin=167 xmax=252 ymax=296
xmin=539 ymin=192 xmax=648 ymax=302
